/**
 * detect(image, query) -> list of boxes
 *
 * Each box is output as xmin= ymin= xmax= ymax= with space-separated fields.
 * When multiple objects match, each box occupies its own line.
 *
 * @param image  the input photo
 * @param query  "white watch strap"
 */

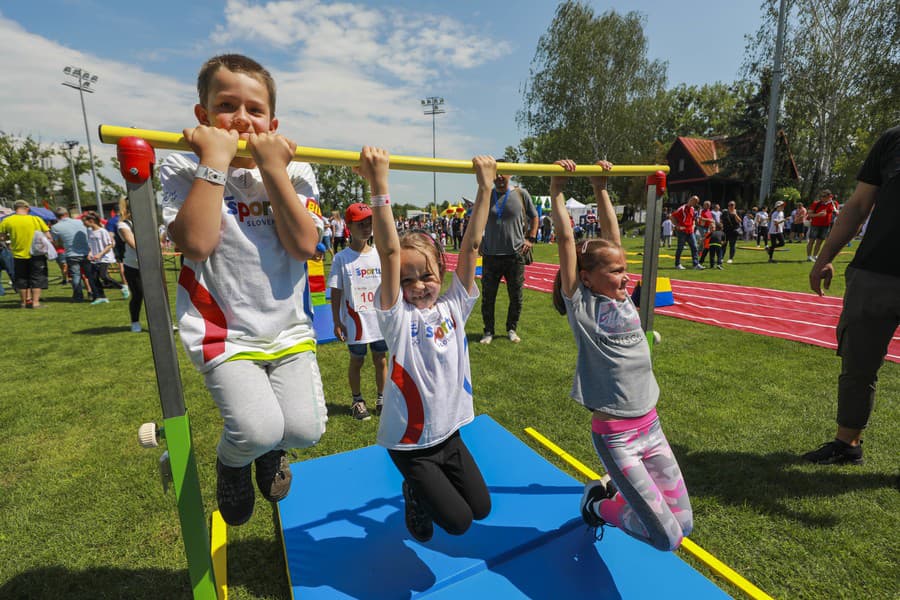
xmin=195 ymin=165 xmax=227 ymax=186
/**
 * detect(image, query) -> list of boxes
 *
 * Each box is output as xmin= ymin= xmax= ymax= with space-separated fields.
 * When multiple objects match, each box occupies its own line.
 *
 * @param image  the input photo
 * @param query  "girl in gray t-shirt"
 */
xmin=549 ymin=159 xmax=693 ymax=552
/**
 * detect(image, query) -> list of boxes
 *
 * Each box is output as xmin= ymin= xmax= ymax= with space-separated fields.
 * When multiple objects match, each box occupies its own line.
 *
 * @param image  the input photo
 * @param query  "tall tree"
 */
xmin=656 ymin=81 xmax=753 ymax=142
xmin=0 ymin=133 xmax=57 ymax=205
xmin=745 ymin=0 xmax=898 ymax=197
xmin=517 ymin=1 xmax=667 ymax=203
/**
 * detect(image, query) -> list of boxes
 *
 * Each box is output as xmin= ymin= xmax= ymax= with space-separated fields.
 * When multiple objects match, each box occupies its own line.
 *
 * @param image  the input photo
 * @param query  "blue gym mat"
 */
xmin=278 ymin=415 xmax=729 ymax=599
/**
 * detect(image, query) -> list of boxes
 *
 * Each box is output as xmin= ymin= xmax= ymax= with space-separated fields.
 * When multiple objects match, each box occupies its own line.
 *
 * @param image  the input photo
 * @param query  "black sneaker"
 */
xmin=802 ymin=439 xmax=864 ymax=465
xmin=352 ymin=400 xmax=371 ymax=421
xmin=580 ymin=479 xmax=609 ymax=528
xmin=254 ymin=450 xmax=292 ymax=502
xmin=216 ymin=459 xmax=255 ymax=526
xmin=402 ymin=480 xmax=433 ymax=542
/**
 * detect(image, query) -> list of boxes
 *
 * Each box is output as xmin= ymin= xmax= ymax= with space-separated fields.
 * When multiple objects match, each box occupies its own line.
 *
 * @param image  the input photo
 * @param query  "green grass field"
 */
xmin=0 ymin=237 xmax=897 ymax=599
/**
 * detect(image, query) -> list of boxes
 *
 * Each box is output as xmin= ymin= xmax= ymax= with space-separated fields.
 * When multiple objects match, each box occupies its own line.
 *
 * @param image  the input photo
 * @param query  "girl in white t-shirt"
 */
xmin=549 ymin=160 xmax=693 ymax=552
xmin=358 ymin=146 xmax=493 ymax=543
xmin=82 ymin=211 xmax=127 ymax=305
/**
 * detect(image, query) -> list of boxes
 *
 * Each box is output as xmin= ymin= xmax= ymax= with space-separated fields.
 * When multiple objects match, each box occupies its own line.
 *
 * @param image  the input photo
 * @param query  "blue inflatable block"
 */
xmin=312 ymin=303 xmax=337 ymax=344
xmin=278 ymin=416 xmax=728 ymax=599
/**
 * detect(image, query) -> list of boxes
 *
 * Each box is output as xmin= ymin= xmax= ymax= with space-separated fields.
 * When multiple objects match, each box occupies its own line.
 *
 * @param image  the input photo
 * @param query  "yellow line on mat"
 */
xmin=523 ymin=427 xmax=774 ymax=600
xmin=210 ymin=510 xmax=228 ymax=600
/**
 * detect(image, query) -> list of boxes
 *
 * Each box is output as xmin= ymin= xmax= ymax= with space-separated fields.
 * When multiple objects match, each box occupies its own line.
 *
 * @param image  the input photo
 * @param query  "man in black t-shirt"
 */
xmin=804 ymin=125 xmax=900 ymax=465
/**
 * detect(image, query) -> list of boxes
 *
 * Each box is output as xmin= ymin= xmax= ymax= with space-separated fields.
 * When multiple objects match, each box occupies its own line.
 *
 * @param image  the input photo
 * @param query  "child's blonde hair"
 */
xmin=197 ymin=54 xmax=277 ymax=115
xmin=552 ymin=238 xmax=621 ymax=315
xmin=399 ymin=230 xmax=445 ymax=279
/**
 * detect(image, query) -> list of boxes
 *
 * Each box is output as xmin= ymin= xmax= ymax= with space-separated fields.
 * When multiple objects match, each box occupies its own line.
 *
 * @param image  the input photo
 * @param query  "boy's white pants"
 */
xmin=204 ymin=351 xmax=328 ymax=467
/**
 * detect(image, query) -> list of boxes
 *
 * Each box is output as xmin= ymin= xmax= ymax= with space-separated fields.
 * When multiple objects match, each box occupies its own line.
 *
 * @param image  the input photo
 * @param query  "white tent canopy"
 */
xmin=565 ymin=197 xmax=589 ymax=221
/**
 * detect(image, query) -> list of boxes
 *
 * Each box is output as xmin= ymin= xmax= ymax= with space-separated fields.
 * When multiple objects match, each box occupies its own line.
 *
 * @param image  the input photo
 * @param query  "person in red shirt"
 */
xmin=669 ymin=196 xmax=703 ymax=270
xmin=806 ymin=189 xmax=837 ymax=261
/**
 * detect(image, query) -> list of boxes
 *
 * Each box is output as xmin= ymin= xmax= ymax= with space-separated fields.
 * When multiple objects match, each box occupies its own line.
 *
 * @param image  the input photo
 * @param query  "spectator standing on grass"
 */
xmin=767 ymin=201 xmax=786 ymax=263
xmin=742 ymin=210 xmax=754 ymax=241
xmin=754 ymin=206 xmax=769 ymax=247
xmin=115 ymin=199 xmax=145 ymax=333
xmin=697 ymin=200 xmax=714 ymax=246
xmin=706 ymin=222 xmax=725 ymax=269
xmin=0 ymin=200 xmax=51 ymax=308
xmin=670 ymin=195 xmax=702 ymax=270
xmin=478 ymin=161 xmax=538 ymax=345
xmin=82 ymin=211 xmax=128 ymax=305
xmin=791 ymin=203 xmax=807 ymax=242
xmin=721 ymin=201 xmax=742 ymax=263
xmin=661 ymin=212 xmax=673 ymax=248
xmin=331 ymin=212 xmax=347 ymax=252
xmin=806 ymin=190 xmax=837 ymax=261
xmin=50 ymin=206 xmax=91 ymax=303
xmin=711 ymin=202 xmax=722 ymax=225
xmin=0 ymin=237 xmax=14 ymax=296
xmin=804 ymin=125 xmax=899 ymax=466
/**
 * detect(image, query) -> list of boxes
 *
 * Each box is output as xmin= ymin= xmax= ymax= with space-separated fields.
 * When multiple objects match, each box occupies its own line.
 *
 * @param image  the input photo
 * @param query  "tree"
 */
xmin=655 ymin=81 xmax=753 ymax=142
xmin=745 ymin=0 xmax=899 ymax=197
xmin=0 ymin=133 xmax=57 ymax=205
xmin=311 ymin=164 xmax=368 ymax=215
xmin=517 ymin=1 xmax=667 ymax=204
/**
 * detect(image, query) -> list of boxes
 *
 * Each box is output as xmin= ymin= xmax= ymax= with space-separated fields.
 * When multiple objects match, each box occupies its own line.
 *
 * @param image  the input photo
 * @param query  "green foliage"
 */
xmin=517 ymin=1 xmax=667 ymax=204
xmin=311 ymin=164 xmax=368 ymax=215
xmin=745 ymin=0 xmax=898 ymax=198
xmin=0 ymin=134 xmax=57 ymax=204
xmin=772 ymin=186 xmax=800 ymax=206
xmin=656 ymin=81 xmax=753 ymax=142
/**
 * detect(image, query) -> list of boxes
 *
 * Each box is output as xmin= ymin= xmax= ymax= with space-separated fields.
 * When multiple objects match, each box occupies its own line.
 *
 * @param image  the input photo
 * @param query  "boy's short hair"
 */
xmin=197 ymin=54 xmax=277 ymax=115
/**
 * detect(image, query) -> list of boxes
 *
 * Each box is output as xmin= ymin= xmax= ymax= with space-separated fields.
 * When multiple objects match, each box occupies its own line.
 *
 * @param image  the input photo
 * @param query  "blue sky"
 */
xmin=0 ymin=0 xmax=763 ymax=207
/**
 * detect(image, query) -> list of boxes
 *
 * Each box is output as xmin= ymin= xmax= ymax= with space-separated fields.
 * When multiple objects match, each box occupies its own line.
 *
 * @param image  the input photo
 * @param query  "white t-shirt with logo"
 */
xmin=160 ymin=152 xmax=320 ymax=373
xmin=375 ymin=274 xmax=478 ymax=450
xmin=88 ymin=228 xmax=116 ymax=264
xmin=327 ymin=246 xmax=383 ymax=344
xmin=768 ymin=210 xmax=785 ymax=234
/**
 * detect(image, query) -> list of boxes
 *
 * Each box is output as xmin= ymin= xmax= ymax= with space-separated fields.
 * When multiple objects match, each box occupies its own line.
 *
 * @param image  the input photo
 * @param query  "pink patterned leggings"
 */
xmin=590 ymin=409 xmax=693 ymax=551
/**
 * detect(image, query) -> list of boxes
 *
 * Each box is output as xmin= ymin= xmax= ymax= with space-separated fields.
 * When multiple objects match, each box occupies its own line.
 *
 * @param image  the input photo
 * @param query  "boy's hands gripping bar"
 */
xmin=99 ymin=125 xmax=669 ymax=177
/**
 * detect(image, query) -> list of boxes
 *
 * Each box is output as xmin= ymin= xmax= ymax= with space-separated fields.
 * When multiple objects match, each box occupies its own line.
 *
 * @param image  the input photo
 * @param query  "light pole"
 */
xmin=420 ymin=96 xmax=445 ymax=210
xmin=63 ymin=140 xmax=82 ymax=214
xmin=62 ymin=66 xmax=103 ymax=218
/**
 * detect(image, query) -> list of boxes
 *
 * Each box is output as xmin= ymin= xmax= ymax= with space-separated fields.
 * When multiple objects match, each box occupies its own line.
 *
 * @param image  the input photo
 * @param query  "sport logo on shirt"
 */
xmin=226 ymin=197 xmax=274 ymax=226
xmin=355 ymin=266 xmax=382 ymax=278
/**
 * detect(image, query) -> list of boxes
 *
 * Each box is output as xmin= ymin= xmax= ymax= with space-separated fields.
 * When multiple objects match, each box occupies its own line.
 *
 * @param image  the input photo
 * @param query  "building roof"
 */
xmin=674 ymin=137 xmax=724 ymax=177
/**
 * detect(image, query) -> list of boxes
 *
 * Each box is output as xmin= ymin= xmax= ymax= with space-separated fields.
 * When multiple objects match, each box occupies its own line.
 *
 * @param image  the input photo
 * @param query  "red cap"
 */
xmin=345 ymin=202 xmax=373 ymax=224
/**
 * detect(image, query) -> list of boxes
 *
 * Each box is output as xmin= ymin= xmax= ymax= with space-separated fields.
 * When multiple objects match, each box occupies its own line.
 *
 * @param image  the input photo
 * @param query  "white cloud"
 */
xmin=0 ymin=2 xmax=512 ymax=205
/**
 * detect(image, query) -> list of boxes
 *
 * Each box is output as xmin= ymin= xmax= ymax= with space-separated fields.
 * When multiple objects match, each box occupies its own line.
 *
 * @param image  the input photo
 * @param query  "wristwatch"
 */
xmin=194 ymin=165 xmax=227 ymax=186
xmin=525 ymin=235 xmax=537 ymax=243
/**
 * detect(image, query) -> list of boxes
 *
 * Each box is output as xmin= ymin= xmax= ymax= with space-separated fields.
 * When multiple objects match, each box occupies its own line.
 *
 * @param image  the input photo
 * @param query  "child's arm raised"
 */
xmin=250 ymin=132 xmax=321 ymax=261
xmin=168 ymin=125 xmax=238 ymax=261
xmin=549 ymin=159 xmax=578 ymax=297
xmin=356 ymin=146 xmax=397 ymax=309
xmin=455 ymin=155 xmax=495 ymax=294
xmin=589 ymin=160 xmax=618 ymax=245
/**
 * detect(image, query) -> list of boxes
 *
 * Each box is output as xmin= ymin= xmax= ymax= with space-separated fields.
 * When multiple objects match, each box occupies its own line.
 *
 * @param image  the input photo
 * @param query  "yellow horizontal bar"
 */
xmin=523 ymin=426 xmax=774 ymax=600
xmin=99 ymin=124 xmax=670 ymax=177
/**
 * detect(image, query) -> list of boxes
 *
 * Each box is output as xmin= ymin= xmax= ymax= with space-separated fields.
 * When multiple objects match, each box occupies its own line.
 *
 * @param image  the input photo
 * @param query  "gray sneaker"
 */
xmin=254 ymin=450 xmax=293 ymax=502
xmin=352 ymin=400 xmax=372 ymax=421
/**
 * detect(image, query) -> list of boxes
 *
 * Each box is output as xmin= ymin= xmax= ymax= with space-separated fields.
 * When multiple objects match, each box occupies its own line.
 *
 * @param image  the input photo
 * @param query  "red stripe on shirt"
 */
xmin=178 ymin=266 xmax=228 ymax=363
xmin=391 ymin=357 xmax=424 ymax=444
xmin=346 ymin=300 xmax=363 ymax=341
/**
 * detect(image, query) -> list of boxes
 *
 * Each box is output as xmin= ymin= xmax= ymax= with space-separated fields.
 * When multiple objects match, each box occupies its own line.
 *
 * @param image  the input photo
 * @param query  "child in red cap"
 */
xmin=327 ymin=202 xmax=387 ymax=420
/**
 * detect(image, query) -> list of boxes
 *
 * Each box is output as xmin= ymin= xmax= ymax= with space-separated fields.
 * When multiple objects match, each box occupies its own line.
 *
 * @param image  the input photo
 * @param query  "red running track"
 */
xmin=444 ymin=255 xmax=900 ymax=363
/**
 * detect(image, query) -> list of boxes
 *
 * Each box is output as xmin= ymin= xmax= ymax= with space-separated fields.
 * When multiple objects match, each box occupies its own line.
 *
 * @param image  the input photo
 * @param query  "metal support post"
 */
xmin=639 ymin=173 xmax=665 ymax=336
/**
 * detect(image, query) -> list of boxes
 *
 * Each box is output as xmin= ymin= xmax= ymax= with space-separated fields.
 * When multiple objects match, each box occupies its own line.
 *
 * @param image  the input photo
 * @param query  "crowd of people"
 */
xmin=662 ymin=191 xmax=848 ymax=269
xmin=0 ymin=199 xmax=144 ymax=329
